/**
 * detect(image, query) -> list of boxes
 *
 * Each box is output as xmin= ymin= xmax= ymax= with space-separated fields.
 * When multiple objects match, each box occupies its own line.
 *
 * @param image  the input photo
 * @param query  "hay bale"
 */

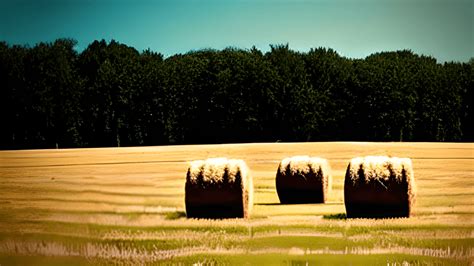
xmin=185 ymin=157 xmax=253 ymax=219
xmin=275 ymin=156 xmax=332 ymax=204
xmin=344 ymin=156 xmax=416 ymax=218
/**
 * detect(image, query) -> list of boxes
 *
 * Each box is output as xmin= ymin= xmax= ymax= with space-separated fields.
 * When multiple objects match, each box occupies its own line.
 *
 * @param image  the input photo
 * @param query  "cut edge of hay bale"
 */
xmin=228 ymin=159 xmax=253 ymax=213
xmin=344 ymin=155 xmax=416 ymax=218
xmin=276 ymin=156 xmax=332 ymax=204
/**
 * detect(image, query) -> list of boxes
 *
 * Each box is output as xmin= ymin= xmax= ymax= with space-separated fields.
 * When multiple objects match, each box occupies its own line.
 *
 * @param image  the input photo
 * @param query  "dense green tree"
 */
xmin=303 ymin=48 xmax=352 ymax=140
xmin=443 ymin=61 xmax=472 ymax=141
xmin=265 ymin=44 xmax=312 ymax=141
xmin=357 ymin=50 xmax=420 ymax=141
xmin=78 ymin=40 xmax=140 ymax=147
xmin=134 ymin=49 xmax=165 ymax=145
xmin=462 ymin=59 xmax=473 ymax=141
xmin=162 ymin=51 xmax=211 ymax=144
xmin=0 ymin=39 xmax=83 ymax=148
xmin=0 ymin=42 xmax=26 ymax=148
xmin=0 ymin=39 xmax=472 ymax=149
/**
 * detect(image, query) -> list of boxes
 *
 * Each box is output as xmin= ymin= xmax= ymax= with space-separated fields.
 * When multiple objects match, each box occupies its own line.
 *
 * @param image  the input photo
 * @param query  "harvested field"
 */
xmin=0 ymin=142 xmax=473 ymax=264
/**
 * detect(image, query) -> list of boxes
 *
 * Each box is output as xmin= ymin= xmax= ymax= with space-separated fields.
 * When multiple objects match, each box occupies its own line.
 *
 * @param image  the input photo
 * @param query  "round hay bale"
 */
xmin=344 ymin=156 xmax=416 ymax=218
xmin=275 ymin=156 xmax=332 ymax=204
xmin=185 ymin=157 xmax=253 ymax=219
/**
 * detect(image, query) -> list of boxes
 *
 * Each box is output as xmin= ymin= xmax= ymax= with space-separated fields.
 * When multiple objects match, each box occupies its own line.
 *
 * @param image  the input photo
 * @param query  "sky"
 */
xmin=0 ymin=0 xmax=472 ymax=62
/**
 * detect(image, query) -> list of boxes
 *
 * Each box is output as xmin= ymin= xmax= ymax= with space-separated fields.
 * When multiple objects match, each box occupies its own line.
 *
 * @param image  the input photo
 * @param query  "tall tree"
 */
xmin=265 ymin=44 xmax=313 ymax=141
xmin=133 ymin=49 xmax=165 ymax=145
xmin=78 ymin=40 xmax=140 ymax=147
xmin=16 ymin=39 xmax=83 ymax=148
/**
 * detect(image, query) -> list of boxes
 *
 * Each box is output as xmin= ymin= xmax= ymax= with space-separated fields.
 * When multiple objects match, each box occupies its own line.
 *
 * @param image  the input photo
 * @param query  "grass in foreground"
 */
xmin=0 ymin=253 xmax=469 ymax=266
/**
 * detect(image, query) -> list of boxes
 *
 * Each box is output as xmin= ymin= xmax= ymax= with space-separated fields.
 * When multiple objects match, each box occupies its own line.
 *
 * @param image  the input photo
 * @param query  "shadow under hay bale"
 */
xmin=275 ymin=156 xmax=332 ymax=204
xmin=344 ymin=156 xmax=416 ymax=218
xmin=164 ymin=211 xmax=187 ymax=220
xmin=323 ymin=213 xmax=347 ymax=220
xmin=185 ymin=158 xmax=253 ymax=219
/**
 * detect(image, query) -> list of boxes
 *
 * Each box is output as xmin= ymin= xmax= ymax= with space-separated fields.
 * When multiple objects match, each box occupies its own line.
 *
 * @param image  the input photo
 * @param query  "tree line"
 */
xmin=0 ymin=39 xmax=472 ymax=149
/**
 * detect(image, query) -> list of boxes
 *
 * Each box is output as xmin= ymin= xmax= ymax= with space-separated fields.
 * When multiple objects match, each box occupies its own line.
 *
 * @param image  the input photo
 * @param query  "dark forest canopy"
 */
xmin=0 ymin=39 xmax=472 ymax=149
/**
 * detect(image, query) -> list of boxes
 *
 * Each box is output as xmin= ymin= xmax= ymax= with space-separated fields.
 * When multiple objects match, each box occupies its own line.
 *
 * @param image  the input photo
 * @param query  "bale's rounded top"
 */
xmin=203 ymin=157 xmax=228 ymax=183
xmin=187 ymin=159 xmax=205 ymax=183
xmin=279 ymin=156 xmax=330 ymax=175
xmin=186 ymin=157 xmax=250 ymax=187
xmin=227 ymin=159 xmax=249 ymax=184
xmin=348 ymin=156 xmax=413 ymax=184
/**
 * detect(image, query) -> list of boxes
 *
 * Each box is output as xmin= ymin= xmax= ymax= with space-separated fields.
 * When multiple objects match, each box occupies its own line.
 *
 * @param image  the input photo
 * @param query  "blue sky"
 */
xmin=0 ymin=0 xmax=472 ymax=62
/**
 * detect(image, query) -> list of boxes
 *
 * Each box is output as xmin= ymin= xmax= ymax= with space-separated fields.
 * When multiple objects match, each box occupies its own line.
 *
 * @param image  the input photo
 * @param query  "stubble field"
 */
xmin=0 ymin=142 xmax=473 ymax=265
